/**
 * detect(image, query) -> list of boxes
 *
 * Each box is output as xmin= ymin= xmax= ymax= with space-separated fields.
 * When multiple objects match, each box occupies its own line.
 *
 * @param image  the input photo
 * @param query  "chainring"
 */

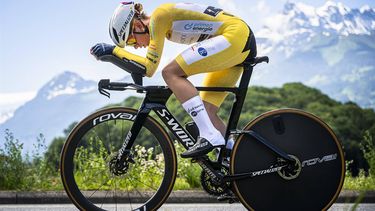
xmin=200 ymin=166 xmax=230 ymax=196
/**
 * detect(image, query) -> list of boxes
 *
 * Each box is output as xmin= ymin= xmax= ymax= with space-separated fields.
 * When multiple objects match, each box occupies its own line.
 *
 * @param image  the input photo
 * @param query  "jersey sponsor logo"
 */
xmin=147 ymin=50 xmax=159 ymax=58
xmin=169 ymin=21 xmax=222 ymax=44
xmin=203 ymin=6 xmax=223 ymax=17
xmin=148 ymin=44 xmax=157 ymax=50
xmin=183 ymin=22 xmax=215 ymax=33
xmin=184 ymin=23 xmax=194 ymax=30
xmin=198 ymin=47 xmax=208 ymax=56
xmin=172 ymin=20 xmax=222 ymax=34
xmin=146 ymin=56 xmax=157 ymax=64
xmin=180 ymin=35 xmax=231 ymax=65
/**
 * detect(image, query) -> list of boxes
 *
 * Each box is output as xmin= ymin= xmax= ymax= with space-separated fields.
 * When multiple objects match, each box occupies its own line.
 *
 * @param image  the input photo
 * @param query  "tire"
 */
xmin=230 ymin=108 xmax=345 ymax=211
xmin=60 ymin=107 xmax=177 ymax=211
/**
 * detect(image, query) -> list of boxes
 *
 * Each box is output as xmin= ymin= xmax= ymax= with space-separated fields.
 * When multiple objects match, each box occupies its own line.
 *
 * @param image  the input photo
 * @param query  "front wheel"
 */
xmin=231 ymin=108 xmax=345 ymax=211
xmin=60 ymin=107 xmax=177 ymax=211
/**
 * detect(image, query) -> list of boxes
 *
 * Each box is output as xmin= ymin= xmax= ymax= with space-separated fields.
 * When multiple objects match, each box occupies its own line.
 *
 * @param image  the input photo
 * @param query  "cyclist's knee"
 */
xmin=162 ymin=61 xmax=186 ymax=83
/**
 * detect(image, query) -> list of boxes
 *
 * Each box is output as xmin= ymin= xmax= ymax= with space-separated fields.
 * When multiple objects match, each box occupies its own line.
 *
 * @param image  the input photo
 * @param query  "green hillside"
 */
xmin=2 ymin=83 xmax=373 ymax=191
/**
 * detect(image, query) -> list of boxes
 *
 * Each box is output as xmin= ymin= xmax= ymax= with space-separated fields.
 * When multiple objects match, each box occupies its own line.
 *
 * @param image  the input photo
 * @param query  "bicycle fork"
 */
xmin=115 ymin=106 xmax=151 ymax=170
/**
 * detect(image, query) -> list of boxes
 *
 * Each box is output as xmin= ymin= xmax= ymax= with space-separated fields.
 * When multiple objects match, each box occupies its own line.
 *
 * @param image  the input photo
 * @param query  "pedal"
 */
xmin=217 ymin=192 xmax=238 ymax=204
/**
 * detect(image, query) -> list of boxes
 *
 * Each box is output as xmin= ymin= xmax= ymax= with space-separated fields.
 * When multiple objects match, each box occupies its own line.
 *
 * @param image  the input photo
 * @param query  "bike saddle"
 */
xmin=244 ymin=56 xmax=269 ymax=66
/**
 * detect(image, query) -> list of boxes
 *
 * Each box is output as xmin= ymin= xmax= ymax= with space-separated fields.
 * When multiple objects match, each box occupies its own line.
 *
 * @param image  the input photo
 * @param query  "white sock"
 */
xmin=182 ymin=96 xmax=224 ymax=146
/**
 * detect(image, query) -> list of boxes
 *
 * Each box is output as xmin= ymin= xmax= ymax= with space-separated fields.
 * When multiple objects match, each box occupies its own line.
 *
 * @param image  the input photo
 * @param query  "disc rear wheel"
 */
xmin=231 ymin=109 xmax=345 ymax=211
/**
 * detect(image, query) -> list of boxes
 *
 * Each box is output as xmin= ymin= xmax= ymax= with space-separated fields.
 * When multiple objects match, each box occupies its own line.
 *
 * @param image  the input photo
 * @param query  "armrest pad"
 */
xmin=98 ymin=55 xmax=145 ymax=86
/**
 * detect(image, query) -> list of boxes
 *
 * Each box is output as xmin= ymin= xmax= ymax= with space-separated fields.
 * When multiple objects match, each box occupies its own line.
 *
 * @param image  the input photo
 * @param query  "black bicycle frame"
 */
xmin=111 ymin=62 xmax=293 ymax=183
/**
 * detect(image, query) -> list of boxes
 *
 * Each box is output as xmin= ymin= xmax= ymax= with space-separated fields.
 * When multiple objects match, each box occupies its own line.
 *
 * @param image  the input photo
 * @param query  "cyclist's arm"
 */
xmin=112 ymin=8 xmax=170 ymax=77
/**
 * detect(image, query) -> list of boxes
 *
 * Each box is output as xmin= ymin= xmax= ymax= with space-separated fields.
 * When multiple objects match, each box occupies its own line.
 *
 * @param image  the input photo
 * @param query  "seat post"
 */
xmin=224 ymin=64 xmax=253 ymax=140
xmin=238 ymin=63 xmax=254 ymax=90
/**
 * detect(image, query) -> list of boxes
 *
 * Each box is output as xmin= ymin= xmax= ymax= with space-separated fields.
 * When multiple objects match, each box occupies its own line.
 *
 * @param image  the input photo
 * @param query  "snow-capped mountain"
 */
xmin=38 ymin=71 xmax=96 ymax=100
xmin=254 ymin=1 xmax=375 ymax=109
xmin=0 ymin=71 xmax=131 ymax=152
xmin=258 ymin=1 xmax=375 ymax=52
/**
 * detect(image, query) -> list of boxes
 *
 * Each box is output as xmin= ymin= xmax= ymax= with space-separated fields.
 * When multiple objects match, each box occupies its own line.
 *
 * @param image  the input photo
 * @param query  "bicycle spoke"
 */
xmin=121 ymin=120 xmax=125 ymax=146
xmin=106 ymin=121 xmax=112 ymax=150
xmin=114 ymin=175 xmax=118 ymax=211
xmin=92 ymin=127 xmax=111 ymax=155
xmin=127 ymin=177 xmax=149 ymax=199
xmin=88 ymin=177 xmax=113 ymax=199
xmin=129 ymin=176 xmax=158 ymax=191
xmin=126 ymin=179 xmax=133 ymax=211
xmin=100 ymin=189 xmax=110 ymax=209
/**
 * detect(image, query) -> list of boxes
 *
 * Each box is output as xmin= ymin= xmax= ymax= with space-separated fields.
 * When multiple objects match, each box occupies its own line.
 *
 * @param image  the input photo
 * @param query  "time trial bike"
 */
xmin=60 ymin=54 xmax=345 ymax=211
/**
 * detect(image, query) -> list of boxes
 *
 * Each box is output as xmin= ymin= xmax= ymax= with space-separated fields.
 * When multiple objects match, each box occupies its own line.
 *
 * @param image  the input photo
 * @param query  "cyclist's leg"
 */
xmin=200 ymin=65 xmax=244 ymax=135
xmin=162 ymin=60 xmax=197 ymax=103
xmin=162 ymin=61 xmax=224 ymax=156
xmin=166 ymin=22 xmax=252 ymax=157
xmin=204 ymin=100 xmax=226 ymax=136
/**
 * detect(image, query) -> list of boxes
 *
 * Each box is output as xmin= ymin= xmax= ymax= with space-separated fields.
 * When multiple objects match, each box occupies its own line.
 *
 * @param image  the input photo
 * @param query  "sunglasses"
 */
xmin=126 ymin=18 xmax=149 ymax=46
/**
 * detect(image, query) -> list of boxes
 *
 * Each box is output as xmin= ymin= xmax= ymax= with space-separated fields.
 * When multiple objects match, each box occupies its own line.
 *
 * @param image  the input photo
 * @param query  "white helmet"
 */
xmin=109 ymin=2 xmax=136 ymax=47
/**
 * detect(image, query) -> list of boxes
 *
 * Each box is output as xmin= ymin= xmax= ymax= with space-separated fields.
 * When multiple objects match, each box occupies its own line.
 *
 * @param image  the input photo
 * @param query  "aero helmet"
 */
xmin=109 ymin=2 xmax=136 ymax=47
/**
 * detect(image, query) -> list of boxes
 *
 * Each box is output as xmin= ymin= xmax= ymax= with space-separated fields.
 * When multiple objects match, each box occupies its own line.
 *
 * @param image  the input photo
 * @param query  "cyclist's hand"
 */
xmin=90 ymin=43 xmax=115 ymax=60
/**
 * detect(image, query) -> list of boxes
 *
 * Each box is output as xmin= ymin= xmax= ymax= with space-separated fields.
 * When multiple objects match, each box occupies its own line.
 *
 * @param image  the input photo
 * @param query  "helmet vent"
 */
xmin=112 ymin=28 xmax=120 ymax=43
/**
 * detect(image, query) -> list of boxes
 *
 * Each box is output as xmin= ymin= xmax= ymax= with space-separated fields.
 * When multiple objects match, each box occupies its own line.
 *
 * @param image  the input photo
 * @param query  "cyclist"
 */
xmin=91 ymin=2 xmax=257 ymax=158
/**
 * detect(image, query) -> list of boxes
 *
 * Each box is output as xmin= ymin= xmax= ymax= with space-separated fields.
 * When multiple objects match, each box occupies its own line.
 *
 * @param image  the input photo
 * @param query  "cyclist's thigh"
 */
xmin=200 ymin=65 xmax=243 ymax=107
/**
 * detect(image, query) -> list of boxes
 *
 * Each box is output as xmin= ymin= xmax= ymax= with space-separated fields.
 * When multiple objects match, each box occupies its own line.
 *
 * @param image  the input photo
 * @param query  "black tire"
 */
xmin=60 ymin=107 xmax=177 ymax=211
xmin=231 ymin=109 xmax=345 ymax=211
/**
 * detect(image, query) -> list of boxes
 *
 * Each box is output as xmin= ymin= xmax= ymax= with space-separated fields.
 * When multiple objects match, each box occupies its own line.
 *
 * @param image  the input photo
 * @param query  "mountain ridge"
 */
xmin=0 ymin=71 xmax=130 ymax=152
xmin=254 ymin=1 xmax=375 ymax=109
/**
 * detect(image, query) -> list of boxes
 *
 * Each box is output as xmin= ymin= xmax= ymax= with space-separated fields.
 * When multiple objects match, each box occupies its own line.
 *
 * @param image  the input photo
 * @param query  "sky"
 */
xmin=1 ymin=0 xmax=374 ymax=113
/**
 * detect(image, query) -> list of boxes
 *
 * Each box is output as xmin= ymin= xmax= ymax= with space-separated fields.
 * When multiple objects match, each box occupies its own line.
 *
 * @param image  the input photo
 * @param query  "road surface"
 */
xmin=0 ymin=203 xmax=374 ymax=210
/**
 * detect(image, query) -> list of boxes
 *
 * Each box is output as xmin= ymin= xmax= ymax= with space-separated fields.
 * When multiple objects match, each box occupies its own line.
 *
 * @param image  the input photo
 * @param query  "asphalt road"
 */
xmin=0 ymin=203 xmax=374 ymax=211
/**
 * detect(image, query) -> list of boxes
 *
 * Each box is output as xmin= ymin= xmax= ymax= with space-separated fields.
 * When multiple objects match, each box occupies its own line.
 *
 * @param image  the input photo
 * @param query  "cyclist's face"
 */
xmin=128 ymin=19 xmax=150 ymax=49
